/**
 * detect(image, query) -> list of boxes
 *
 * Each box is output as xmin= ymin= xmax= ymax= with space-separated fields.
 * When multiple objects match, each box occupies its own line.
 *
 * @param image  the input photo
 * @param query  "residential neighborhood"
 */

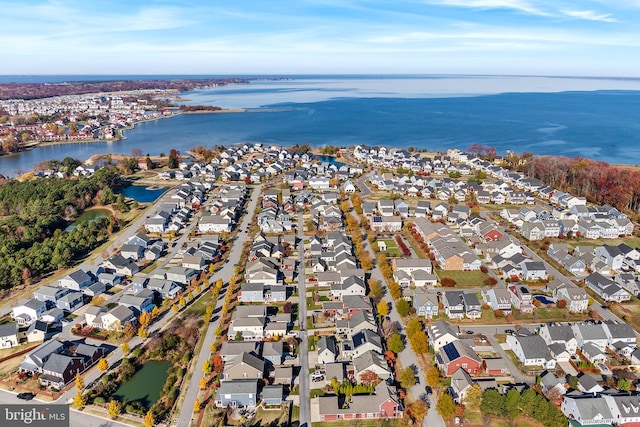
xmin=1 ymin=142 xmax=639 ymax=427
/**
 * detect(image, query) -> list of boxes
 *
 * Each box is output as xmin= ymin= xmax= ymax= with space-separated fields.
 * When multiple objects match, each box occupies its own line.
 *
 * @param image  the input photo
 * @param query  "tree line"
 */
xmin=520 ymin=155 xmax=640 ymax=215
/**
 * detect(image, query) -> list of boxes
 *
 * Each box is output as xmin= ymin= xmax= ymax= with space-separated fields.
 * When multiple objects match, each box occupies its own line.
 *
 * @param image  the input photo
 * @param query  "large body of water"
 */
xmin=1 ymin=75 xmax=640 ymax=176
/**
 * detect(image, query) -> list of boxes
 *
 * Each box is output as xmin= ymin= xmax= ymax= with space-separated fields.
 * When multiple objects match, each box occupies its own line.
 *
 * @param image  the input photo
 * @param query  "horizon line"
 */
xmin=1 ymin=73 xmax=640 ymax=80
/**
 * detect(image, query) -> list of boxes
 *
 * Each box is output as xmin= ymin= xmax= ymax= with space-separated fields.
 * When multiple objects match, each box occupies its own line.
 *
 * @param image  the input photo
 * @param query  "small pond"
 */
xmin=65 ymin=208 xmax=111 ymax=231
xmin=317 ymin=155 xmax=346 ymax=167
xmin=112 ymin=360 xmax=170 ymax=408
xmin=119 ymin=185 xmax=167 ymax=203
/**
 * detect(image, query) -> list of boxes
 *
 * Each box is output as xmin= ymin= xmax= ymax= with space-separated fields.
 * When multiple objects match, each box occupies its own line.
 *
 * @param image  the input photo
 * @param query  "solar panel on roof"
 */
xmin=442 ymin=342 xmax=460 ymax=361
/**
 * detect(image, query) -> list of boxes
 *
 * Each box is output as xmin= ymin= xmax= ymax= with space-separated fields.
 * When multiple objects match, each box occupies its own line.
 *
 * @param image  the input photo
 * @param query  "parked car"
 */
xmin=505 ymin=329 xmax=515 ymax=335
xmin=465 ymin=330 xmax=474 ymax=335
xmin=17 ymin=392 xmax=35 ymax=400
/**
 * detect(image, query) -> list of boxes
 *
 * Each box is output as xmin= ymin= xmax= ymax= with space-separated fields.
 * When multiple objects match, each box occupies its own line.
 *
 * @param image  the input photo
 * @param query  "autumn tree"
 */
xmin=91 ymin=295 xmax=105 ymax=306
xmin=139 ymin=311 xmax=151 ymax=327
xmin=441 ymin=277 xmax=457 ymax=287
xmin=409 ymin=330 xmax=429 ymax=354
xmin=368 ymin=278 xmax=384 ymax=300
xmin=437 ymin=393 xmax=456 ymax=419
xmin=464 ymin=383 xmax=482 ymax=411
xmin=359 ymin=370 xmax=380 ymax=386
xmin=98 ymin=358 xmax=109 ymax=371
xmin=384 ymin=350 xmax=397 ymax=366
xmin=108 ymin=400 xmax=122 ymax=419
xmin=193 ymin=398 xmax=201 ymax=412
xmin=426 ymin=366 xmax=441 ymax=388
xmin=388 ymin=281 xmax=403 ymax=300
xmin=410 ymin=400 xmax=429 ymax=422
xmin=72 ymin=393 xmax=87 ymax=408
xmin=121 ymin=342 xmax=130 ymax=354
xmin=387 ymin=332 xmax=405 ymax=354
xmin=144 ymin=410 xmax=155 ymax=427
xmin=138 ymin=326 xmax=148 ymax=339
xmin=202 ymin=359 xmax=212 ymax=374
xmin=75 ymin=372 xmax=84 ymax=392
xmin=377 ymin=300 xmax=389 ymax=318
xmin=399 ymin=367 xmax=416 ymax=388
xmin=212 ymin=355 xmax=223 ymax=373
xmin=199 ymin=376 xmax=207 ymax=389
xmin=396 ymin=299 xmax=411 ymax=317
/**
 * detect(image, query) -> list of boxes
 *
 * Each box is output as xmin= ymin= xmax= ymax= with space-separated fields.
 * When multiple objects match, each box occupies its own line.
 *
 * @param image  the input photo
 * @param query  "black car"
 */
xmin=17 ymin=392 xmax=35 ymax=400
xmin=505 ymin=329 xmax=516 ymax=335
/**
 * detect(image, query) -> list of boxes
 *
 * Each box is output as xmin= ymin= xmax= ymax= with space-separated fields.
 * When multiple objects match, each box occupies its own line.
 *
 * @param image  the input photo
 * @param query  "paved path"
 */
xmin=176 ymin=184 xmax=263 ymax=427
xmin=297 ymin=209 xmax=311 ymax=427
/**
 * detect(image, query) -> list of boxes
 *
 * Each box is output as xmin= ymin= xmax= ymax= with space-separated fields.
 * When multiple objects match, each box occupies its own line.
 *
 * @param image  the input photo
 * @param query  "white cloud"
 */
xmin=561 ymin=9 xmax=617 ymax=22
xmin=424 ymin=0 xmax=552 ymax=16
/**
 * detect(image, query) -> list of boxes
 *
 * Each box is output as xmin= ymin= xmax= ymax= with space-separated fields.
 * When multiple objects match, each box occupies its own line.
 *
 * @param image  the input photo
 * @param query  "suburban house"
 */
xmin=428 ymin=321 xmax=459 ymax=353
xmin=508 ymin=285 xmax=533 ymax=312
xmin=317 ymin=336 xmax=339 ymax=365
xmin=413 ymin=289 xmax=440 ymax=319
xmin=222 ymin=352 xmax=265 ymax=381
xmin=481 ymin=288 xmax=512 ymax=313
xmin=12 ymin=299 xmax=48 ymax=326
xmin=214 ymin=379 xmax=259 ymax=408
xmin=40 ymin=342 xmax=105 ymax=389
xmin=554 ymin=285 xmax=589 ymax=312
xmin=58 ymin=269 xmax=95 ymax=291
xmin=318 ymin=381 xmax=402 ymax=421
xmin=506 ymin=333 xmax=556 ymax=370
xmin=0 ymin=323 xmax=20 ymax=348
xmin=436 ymin=340 xmax=482 ymax=376
xmin=220 ymin=342 xmax=260 ymax=363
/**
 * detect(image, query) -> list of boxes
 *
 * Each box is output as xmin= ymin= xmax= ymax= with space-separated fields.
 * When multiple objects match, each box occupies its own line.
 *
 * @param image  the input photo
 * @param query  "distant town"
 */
xmin=0 ymin=78 xmax=253 ymax=158
xmin=1 ymin=124 xmax=640 ymax=427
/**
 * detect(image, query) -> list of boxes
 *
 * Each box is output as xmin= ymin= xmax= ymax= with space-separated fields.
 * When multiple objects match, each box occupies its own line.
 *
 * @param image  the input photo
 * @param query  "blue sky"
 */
xmin=1 ymin=0 xmax=639 ymax=76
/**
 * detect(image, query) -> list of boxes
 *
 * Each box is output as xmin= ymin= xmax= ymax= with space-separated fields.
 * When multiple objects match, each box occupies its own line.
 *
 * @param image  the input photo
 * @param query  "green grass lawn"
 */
xmin=306 ymin=296 xmax=321 ymax=310
xmin=435 ymin=267 xmax=489 ymax=288
xmin=183 ymin=289 xmax=215 ymax=317
xmin=379 ymin=239 xmax=402 ymax=258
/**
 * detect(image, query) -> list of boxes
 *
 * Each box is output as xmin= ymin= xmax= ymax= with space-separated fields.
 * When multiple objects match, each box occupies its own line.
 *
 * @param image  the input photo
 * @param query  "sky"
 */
xmin=1 ymin=0 xmax=639 ymax=76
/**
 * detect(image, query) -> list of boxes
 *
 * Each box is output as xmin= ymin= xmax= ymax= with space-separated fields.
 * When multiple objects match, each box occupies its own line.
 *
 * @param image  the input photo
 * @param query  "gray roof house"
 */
xmin=317 ymin=336 xmax=339 ymax=365
xmin=215 ymin=379 xmax=258 ymax=408
xmin=0 ymin=323 xmax=20 ymax=348
xmin=220 ymin=341 xmax=260 ymax=362
xmin=222 ymin=352 xmax=265 ymax=381
xmin=261 ymin=341 xmax=284 ymax=366
xmin=33 ymin=286 xmax=70 ymax=303
xmin=506 ymin=334 xmax=556 ymax=370
xmin=262 ymin=384 xmax=284 ymax=406
xmin=56 ymin=291 xmax=84 ymax=313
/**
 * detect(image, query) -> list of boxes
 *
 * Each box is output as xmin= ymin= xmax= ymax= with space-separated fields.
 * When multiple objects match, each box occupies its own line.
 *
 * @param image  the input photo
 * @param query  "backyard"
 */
xmin=435 ymin=268 xmax=489 ymax=288
xmin=379 ymin=239 xmax=402 ymax=258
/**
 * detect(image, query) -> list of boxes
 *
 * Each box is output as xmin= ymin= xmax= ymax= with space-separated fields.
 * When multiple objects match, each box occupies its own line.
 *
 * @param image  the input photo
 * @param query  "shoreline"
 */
xmin=4 ymin=107 xmax=248 ymax=153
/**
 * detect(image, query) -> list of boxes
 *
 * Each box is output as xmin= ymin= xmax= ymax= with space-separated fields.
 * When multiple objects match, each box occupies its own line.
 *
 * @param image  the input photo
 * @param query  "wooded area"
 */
xmin=0 ymin=167 xmax=123 ymax=289
xmin=521 ymin=155 xmax=640 ymax=215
